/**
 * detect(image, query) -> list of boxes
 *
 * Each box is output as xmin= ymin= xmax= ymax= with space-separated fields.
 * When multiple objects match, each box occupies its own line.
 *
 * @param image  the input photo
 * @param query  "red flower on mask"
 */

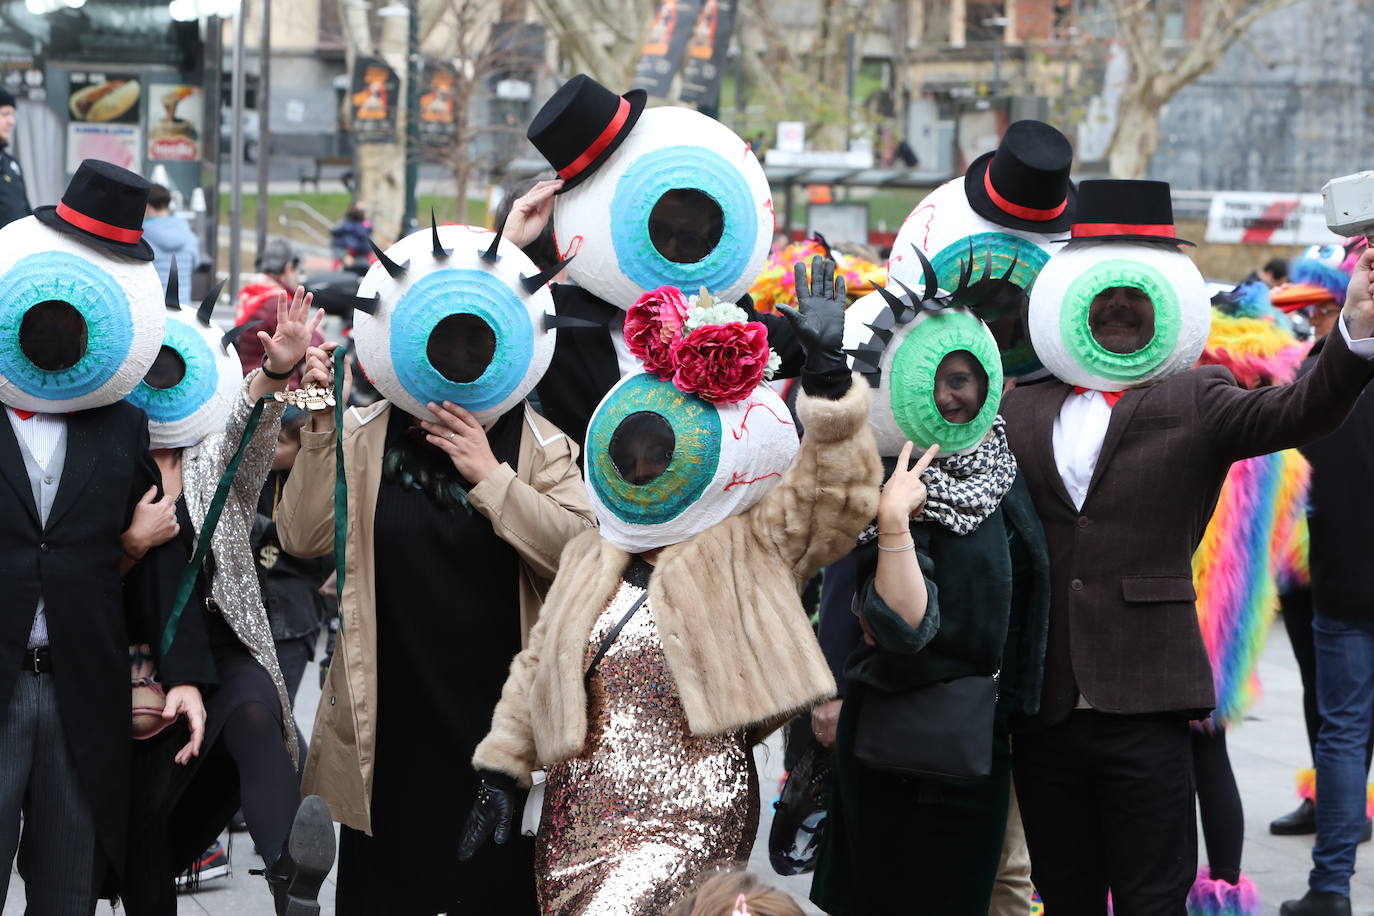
xmin=670 ymin=321 xmax=770 ymax=403
xmin=623 ymin=286 xmax=689 ymax=379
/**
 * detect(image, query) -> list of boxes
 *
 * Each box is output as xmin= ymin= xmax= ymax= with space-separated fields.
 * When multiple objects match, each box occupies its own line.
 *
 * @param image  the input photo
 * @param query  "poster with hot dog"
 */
xmin=69 ymin=72 xmax=141 ymax=124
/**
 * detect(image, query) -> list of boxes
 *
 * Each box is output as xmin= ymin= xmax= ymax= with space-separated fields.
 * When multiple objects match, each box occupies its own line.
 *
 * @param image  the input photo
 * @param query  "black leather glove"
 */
xmin=777 ymin=256 xmax=851 ymax=399
xmin=458 ymin=771 xmax=518 ymax=862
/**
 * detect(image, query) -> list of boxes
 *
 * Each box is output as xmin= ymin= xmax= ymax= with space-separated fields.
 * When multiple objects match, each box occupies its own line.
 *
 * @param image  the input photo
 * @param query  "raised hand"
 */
xmin=777 ymin=256 xmax=850 ymax=397
xmin=300 ymin=342 xmax=352 ymax=433
xmin=878 ymin=441 xmax=940 ymax=527
xmin=1343 ymin=246 xmax=1374 ymax=340
xmin=420 ymin=401 xmax=500 ymax=485
xmin=503 ymin=179 xmax=562 ymax=248
xmin=458 ymin=772 xmax=518 ymax=862
xmin=259 ymin=286 xmax=324 ymax=378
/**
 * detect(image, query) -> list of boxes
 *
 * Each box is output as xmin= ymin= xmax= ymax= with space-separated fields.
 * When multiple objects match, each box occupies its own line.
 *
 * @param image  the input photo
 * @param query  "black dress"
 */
xmin=123 ymin=496 xmax=291 ymax=914
xmin=337 ymin=405 xmax=538 ymax=915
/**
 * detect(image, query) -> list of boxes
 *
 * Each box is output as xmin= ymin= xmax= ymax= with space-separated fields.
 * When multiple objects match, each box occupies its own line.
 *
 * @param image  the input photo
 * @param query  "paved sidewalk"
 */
xmin=5 ymin=623 xmax=1368 ymax=914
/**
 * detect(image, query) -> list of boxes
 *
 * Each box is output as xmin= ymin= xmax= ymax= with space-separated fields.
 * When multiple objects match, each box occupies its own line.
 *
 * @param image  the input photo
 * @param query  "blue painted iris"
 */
xmin=0 ymin=251 xmax=134 ymax=400
xmin=126 ymin=319 xmax=219 ymax=423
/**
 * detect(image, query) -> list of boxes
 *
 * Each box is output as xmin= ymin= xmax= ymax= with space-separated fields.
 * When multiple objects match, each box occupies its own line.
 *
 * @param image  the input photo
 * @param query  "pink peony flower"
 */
xmin=623 ymin=286 xmax=690 ymax=379
xmin=670 ymin=321 xmax=771 ymax=403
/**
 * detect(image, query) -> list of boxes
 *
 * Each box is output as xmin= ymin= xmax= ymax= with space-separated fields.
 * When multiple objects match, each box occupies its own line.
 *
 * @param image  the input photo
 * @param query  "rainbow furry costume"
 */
xmin=748 ymin=240 xmax=886 ymax=313
xmin=1192 ymin=297 xmax=1312 ymax=731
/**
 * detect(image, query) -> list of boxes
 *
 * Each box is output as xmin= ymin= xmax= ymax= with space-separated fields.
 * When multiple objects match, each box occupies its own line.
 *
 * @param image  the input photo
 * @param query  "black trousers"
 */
xmin=1013 ymin=709 xmax=1196 ymax=916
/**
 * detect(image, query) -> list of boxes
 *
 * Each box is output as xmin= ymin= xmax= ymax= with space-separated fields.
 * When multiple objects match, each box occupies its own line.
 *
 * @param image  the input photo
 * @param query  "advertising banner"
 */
xmin=1204 ymin=192 xmax=1342 ymax=245
xmin=418 ymin=59 xmax=458 ymax=149
xmin=632 ymin=0 xmax=701 ymax=98
xmin=679 ymin=0 xmax=736 ymax=108
xmin=351 ymin=57 xmax=399 ymax=143
xmin=147 ymin=84 xmax=202 ymax=161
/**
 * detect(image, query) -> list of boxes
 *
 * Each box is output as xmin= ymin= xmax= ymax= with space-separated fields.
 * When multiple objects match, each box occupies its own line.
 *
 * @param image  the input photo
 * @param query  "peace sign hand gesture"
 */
xmin=878 ymin=441 xmax=940 ymax=529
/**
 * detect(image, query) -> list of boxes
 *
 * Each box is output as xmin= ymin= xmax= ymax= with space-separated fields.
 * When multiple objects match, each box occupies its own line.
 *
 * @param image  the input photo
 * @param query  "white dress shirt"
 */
xmin=7 ymin=408 xmax=67 ymax=649
xmin=1053 ymin=317 xmax=1374 ymax=512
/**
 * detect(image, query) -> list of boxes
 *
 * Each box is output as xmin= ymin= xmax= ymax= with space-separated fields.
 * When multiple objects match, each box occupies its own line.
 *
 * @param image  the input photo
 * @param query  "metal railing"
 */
xmin=277 ymin=200 xmax=334 ymax=248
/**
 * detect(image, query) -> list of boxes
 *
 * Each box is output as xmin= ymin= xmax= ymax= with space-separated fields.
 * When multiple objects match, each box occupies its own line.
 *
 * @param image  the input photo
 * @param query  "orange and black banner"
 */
xmin=350 ymin=56 xmax=399 ymax=144
xmin=679 ymin=0 xmax=735 ymax=108
xmin=632 ymin=0 xmax=702 ymax=98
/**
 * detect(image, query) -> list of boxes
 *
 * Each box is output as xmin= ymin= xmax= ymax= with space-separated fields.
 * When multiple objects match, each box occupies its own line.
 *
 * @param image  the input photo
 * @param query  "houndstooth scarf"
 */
xmin=860 ymin=418 xmax=1018 ymax=542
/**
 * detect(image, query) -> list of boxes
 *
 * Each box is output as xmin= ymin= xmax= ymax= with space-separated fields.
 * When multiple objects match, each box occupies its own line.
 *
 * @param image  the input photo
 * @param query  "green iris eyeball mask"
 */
xmin=1028 ymin=241 xmax=1209 ymax=390
xmin=842 ymin=289 xmax=1004 ymax=457
xmin=0 ymin=218 xmax=165 ymax=412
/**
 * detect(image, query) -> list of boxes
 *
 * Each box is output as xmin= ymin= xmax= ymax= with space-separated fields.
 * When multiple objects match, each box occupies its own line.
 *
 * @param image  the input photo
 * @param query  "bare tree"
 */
xmin=1098 ymin=0 xmax=1297 ymax=178
xmin=421 ymin=0 xmax=545 ymax=223
xmin=522 ymin=0 xmax=659 ymax=88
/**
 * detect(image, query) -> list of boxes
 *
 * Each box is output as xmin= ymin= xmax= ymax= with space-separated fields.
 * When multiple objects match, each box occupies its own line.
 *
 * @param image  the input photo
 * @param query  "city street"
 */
xmin=4 ymin=619 xmax=1371 ymax=914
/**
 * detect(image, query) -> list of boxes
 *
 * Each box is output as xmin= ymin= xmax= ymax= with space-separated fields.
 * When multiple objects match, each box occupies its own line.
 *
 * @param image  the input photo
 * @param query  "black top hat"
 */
xmin=1070 ymin=179 xmax=1194 ymax=246
xmin=527 ymin=74 xmax=647 ymax=194
xmin=964 ymin=120 xmax=1077 ymax=233
xmin=34 ymin=159 xmax=154 ymax=261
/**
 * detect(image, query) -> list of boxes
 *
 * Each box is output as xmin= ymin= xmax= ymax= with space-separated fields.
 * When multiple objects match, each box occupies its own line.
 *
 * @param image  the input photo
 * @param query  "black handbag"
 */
xmin=852 ymin=674 xmax=997 ymax=781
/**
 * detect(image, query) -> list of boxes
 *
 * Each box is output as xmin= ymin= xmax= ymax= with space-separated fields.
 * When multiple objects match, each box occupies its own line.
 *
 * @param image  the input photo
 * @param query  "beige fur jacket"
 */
xmin=473 ymin=378 xmax=881 ymax=784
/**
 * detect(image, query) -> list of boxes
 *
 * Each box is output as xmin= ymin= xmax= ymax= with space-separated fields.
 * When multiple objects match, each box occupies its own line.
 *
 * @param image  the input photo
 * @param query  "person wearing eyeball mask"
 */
xmin=502 ymin=75 xmax=802 ymax=450
xmin=810 ymin=272 xmax=1051 ymax=916
xmin=1004 ymin=180 xmax=1374 ymax=916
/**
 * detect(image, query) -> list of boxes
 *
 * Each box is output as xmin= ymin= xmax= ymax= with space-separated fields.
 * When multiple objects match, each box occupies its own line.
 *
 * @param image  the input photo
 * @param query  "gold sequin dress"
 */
xmin=535 ymin=564 xmax=760 ymax=915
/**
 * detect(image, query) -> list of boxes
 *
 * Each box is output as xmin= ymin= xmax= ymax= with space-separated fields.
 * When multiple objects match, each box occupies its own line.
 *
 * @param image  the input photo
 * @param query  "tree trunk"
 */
xmin=1106 ymin=89 xmax=1163 ymax=180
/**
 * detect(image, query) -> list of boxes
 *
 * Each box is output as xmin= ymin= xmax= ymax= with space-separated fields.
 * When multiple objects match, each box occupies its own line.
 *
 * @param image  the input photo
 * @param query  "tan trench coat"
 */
xmin=275 ymin=400 xmax=595 ymax=834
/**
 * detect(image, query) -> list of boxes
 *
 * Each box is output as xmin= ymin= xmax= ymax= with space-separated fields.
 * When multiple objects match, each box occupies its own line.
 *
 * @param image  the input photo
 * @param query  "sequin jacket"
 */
xmin=181 ymin=371 xmax=296 ymax=762
xmin=473 ymin=378 xmax=882 ymax=785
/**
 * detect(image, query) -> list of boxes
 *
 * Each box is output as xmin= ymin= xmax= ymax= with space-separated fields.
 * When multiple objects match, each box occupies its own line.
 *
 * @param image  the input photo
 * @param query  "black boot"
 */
xmin=261 ymin=795 xmax=336 ymax=916
xmin=1280 ymin=890 xmax=1352 ymax=916
xmin=1271 ymin=798 xmax=1316 ymax=835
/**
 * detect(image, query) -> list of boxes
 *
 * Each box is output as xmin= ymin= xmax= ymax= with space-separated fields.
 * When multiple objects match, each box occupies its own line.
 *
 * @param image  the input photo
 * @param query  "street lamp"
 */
xmin=982 ymin=15 xmax=1009 ymax=96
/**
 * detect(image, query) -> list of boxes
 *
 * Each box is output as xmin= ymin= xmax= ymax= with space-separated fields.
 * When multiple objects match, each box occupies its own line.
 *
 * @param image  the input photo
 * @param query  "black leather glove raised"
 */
xmin=777 ymin=255 xmax=851 ymax=399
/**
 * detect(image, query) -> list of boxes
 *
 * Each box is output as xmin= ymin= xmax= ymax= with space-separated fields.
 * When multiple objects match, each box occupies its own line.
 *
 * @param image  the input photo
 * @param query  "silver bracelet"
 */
xmin=876 ymin=541 xmax=915 ymax=552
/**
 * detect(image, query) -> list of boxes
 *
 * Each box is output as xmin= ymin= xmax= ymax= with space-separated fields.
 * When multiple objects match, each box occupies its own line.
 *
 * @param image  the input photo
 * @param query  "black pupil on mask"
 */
xmin=20 ymin=300 xmax=87 ymax=371
xmin=648 ymin=189 xmax=724 ymax=264
xmin=609 ymin=411 xmax=676 ymax=486
xmin=428 ymin=313 xmax=495 ymax=383
xmin=145 ymin=345 xmax=187 ymax=390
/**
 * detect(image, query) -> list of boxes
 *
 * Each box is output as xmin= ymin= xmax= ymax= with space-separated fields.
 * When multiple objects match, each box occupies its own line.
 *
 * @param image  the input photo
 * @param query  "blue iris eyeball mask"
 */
xmin=1028 ymin=241 xmax=1209 ymax=391
xmin=888 ymin=180 xmax=1064 ymax=377
xmin=353 ymin=224 xmax=559 ymax=424
xmin=843 ymin=288 xmax=1004 ymax=458
xmin=584 ymin=373 xmax=799 ymax=553
xmin=125 ymin=281 xmax=246 ymax=450
xmin=552 ymin=106 xmax=774 ymax=309
xmin=0 ymin=217 xmax=165 ymax=413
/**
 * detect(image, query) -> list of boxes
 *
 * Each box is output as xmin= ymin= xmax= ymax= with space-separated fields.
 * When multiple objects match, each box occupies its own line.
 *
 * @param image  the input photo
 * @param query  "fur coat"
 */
xmin=473 ymin=377 xmax=881 ymax=784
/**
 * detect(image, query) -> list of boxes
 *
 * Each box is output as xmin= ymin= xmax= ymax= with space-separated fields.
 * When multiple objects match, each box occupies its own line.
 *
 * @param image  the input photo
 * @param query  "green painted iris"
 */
xmin=1058 ymin=258 xmax=1180 ymax=384
xmin=888 ymin=311 xmax=1003 ymax=453
xmin=587 ymin=373 xmax=722 ymax=526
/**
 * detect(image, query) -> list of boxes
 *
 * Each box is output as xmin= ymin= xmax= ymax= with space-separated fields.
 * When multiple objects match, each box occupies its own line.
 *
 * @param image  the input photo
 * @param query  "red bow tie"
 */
xmin=1073 ymin=386 xmax=1124 ymax=408
xmin=10 ymin=409 xmax=35 ymax=420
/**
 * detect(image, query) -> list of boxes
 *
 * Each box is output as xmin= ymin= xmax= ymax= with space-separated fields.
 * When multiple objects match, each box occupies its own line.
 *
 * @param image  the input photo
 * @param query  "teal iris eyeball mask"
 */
xmin=0 ymin=217 xmax=164 ymax=412
xmin=584 ymin=372 xmax=799 ymax=553
xmin=1029 ymin=241 xmax=1209 ymax=390
xmin=843 ymin=290 xmax=1003 ymax=457
xmin=353 ymin=224 xmax=557 ymax=424
xmin=552 ymin=106 xmax=773 ymax=309
xmin=888 ymin=180 xmax=1065 ymax=376
xmin=126 ymin=306 xmax=245 ymax=449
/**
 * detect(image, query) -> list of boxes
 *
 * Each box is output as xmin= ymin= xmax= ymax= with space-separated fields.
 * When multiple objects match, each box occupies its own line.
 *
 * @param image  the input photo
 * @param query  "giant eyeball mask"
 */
xmin=843 ymin=258 xmax=1004 ymax=457
xmin=126 ymin=262 xmax=249 ymax=449
xmin=888 ymin=181 xmax=1065 ymax=376
xmin=353 ymin=219 xmax=564 ymax=424
xmin=1029 ymin=241 xmax=1209 ymax=390
xmin=584 ymin=373 xmax=799 ymax=554
xmin=553 ymin=107 xmax=773 ymax=309
xmin=0 ymin=216 xmax=164 ymax=412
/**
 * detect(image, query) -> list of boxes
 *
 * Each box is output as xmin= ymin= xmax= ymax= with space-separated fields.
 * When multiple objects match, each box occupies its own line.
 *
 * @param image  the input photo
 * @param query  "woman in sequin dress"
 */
xmin=461 ymin=259 xmax=881 ymax=915
xmin=122 ymin=286 xmax=336 ymax=914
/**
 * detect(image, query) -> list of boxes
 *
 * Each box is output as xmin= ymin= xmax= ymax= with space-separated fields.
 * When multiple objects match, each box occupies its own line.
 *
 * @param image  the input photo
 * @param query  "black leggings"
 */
xmin=1192 ymin=728 xmax=1243 ymax=884
xmin=221 ymin=700 xmax=300 ymax=864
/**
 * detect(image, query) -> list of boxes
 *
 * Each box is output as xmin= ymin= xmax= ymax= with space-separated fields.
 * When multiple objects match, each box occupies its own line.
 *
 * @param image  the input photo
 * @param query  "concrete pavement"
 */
xmin=4 ymin=621 xmax=1368 ymax=914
